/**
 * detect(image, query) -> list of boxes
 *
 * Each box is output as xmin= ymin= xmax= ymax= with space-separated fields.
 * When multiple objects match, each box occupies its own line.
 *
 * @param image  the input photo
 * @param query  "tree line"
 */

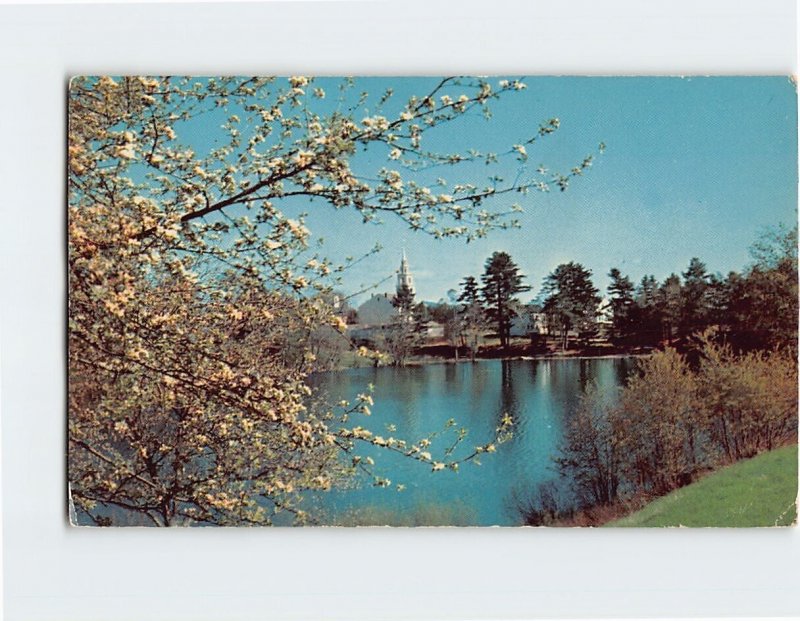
xmin=604 ymin=225 xmax=798 ymax=353
xmin=405 ymin=224 xmax=798 ymax=361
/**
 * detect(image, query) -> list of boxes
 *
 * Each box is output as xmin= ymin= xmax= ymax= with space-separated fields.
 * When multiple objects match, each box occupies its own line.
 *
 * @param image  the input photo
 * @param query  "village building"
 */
xmin=347 ymin=251 xmax=445 ymax=344
xmin=354 ymin=292 xmax=396 ymax=327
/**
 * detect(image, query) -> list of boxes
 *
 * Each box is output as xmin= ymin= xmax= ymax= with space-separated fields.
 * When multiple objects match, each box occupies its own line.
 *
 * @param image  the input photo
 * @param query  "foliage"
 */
xmin=631 ymin=274 xmax=662 ymax=346
xmin=730 ymin=225 xmax=798 ymax=352
xmin=541 ymin=261 xmax=600 ymax=349
xmin=457 ymin=275 xmax=487 ymax=359
xmin=604 ymin=228 xmax=797 ymax=351
xmin=480 ymin=252 xmax=530 ymax=349
xmin=615 ymin=348 xmax=703 ymax=495
xmin=606 ymin=267 xmax=636 ymax=344
xmin=658 ymin=273 xmax=682 ymax=344
xmin=555 ymin=382 xmax=622 ymax=507
xmin=306 ymin=325 xmax=352 ymax=372
xmin=384 ymin=283 xmax=425 ymax=366
xmin=458 ymin=275 xmax=481 ymax=306
xmin=511 ymin=480 xmax=570 ymax=527
xmin=552 ymin=335 xmax=796 ymax=521
xmin=426 ymin=302 xmax=457 ymax=351
xmin=695 ymin=332 xmax=798 ymax=461
xmin=393 ymin=282 xmax=416 ymax=314
xmin=674 ymin=257 xmax=710 ymax=338
xmin=69 ymin=75 xmax=588 ymax=525
xmin=427 ymin=301 xmax=456 ymax=326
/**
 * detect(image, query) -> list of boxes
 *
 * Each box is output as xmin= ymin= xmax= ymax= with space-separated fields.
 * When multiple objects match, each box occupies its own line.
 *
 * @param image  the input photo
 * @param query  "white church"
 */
xmin=354 ymin=250 xmax=415 ymax=325
xmin=347 ymin=252 xmax=445 ymax=343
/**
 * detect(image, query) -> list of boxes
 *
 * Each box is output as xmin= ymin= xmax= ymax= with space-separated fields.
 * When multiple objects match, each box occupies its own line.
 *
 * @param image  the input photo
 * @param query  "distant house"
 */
xmin=356 ymin=293 xmax=396 ymax=326
xmin=426 ymin=321 xmax=445 ymax=339
xmin=596 ymin=296 xmax=613 ymax=337
xmin=346 ymin=323 xmax=385 ymax=344
xmin=510 ymin=310 xmax=549 ymax=337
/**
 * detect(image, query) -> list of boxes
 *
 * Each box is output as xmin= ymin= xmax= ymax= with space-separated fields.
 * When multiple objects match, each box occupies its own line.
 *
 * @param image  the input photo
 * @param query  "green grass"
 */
xmin=608 ymin=444 xmax=798 ymax=527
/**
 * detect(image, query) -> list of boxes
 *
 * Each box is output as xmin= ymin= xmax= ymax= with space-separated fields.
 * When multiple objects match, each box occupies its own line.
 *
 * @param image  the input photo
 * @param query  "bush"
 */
xmin=548 ymin=335 xmax=797 ymax=524
xmin=615 ymin=348 xmax=704 ymax=495
xmin=696 ymin=334 xmax=798 ymax=461
xmin=556 ymin=382 xmax=622 ymax=507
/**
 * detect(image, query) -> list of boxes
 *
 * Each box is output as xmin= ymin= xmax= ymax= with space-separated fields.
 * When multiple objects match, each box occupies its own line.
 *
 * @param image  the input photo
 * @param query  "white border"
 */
xmin=1 ymin=1 xmax=798 ymax=620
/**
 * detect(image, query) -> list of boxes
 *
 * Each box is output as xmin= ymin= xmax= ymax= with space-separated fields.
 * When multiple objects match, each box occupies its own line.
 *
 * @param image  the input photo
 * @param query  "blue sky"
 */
xmin=285 ymin=76 xmax=797 ymax=304
xmin=189 ymin=76 xmax=798 ymax=304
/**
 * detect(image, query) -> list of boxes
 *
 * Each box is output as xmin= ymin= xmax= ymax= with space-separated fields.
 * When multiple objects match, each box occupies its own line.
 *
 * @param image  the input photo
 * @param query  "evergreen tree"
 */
xmin=704 ymin=273 xmax=730 ymax=330
xmin=393 ymin=282 xmax=416 ymax=315
xmin=387 ymin=283 xmax=421 ymax=365
xmin=480 ymin=252 xmax=530 ymax=349
xmin=658 ymin=273 xmax=682 ymax=345
xmin=411 ymin=301 xmax=430 ymax=335
xmin=680 ymin=257 xmax=710 ymax=337
xmin=458 ymin=275 xmax=481 ymax=307
xmin=607 ymin=267 xmax=635 ymax=343
xmin=542 ymin=262 xmax=600 ymax=350
xmin=457 ymin=275 xmax=486 ymax=360
xmin=632 ymin=274 xmax=661 ymax=346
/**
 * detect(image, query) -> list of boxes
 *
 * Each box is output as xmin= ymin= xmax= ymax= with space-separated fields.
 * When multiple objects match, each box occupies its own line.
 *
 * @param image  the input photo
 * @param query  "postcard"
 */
xmin=67 ymin=76 xmax=797 ymax=526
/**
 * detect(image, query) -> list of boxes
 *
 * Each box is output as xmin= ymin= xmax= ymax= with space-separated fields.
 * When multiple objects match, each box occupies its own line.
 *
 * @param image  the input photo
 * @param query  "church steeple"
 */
xmin=396 ymin=248 xmax=415 ymax=296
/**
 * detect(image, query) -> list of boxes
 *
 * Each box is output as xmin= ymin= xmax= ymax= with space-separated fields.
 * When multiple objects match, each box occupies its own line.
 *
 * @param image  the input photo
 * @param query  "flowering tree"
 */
xmin=68 ymin=76 xmax=595 ymax=525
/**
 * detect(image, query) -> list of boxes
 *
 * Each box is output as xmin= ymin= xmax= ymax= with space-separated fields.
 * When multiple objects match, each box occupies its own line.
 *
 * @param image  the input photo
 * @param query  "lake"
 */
xmin=307 ymin=357 xmax=637 ymax=526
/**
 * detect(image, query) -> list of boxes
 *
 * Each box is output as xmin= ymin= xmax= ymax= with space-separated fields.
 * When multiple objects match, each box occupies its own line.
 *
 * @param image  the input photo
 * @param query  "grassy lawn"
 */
xmin=607 ymin=444 xmax=798 ymax=527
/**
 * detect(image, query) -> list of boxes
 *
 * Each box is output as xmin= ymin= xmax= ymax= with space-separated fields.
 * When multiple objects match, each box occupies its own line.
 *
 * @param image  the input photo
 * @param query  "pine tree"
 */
xmin=680 ymin=257 xmax=710 ymax=337
xmin=458 ymin=275 xmax=486 ymax=360
xmin=659 ymin=273 xmax=682 ymax=345
xmin=542 ymin=262 xmax=600 ymax=350
xmin=633 ymin=274 xmax=661 ymax=346
xmin=607 ymin=268 xmax=635 ymax=344
xmin=480 ymin=252 xmax=530 ymax=349
xmin=458 ymin=275 xmax=481 ymax=306
xmin=388 ymin=282 xmax=419 ymax=365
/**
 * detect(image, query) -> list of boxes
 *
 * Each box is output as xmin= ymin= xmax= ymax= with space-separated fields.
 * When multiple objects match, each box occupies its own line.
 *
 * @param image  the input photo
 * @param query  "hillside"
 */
xmin=608 ymin=444 xmax=798 ymax=527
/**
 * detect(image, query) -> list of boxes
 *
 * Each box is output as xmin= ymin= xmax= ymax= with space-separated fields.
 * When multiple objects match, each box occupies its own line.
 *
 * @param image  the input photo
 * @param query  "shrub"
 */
xmin=696 ymin=334 xmax=798 ymax=461
xmin=615 ymin=348 xmax=704 ymax=495
xmin=556 ymin=382 xmax=623 ymax=507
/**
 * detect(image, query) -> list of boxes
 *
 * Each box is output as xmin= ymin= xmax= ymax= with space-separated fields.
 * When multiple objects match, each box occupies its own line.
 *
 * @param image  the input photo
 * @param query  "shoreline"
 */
xmin=316 ymin=349 xmax=652 ymax=374
xmin=401 ymin=351 xmax=650 ymax=367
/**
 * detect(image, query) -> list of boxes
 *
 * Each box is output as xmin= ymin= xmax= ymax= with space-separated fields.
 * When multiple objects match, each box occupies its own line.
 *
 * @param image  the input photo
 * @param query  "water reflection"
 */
xmin=498 ymin=360 xmax=520 ymax=424
xmin=308 ymin=357 xmax=635 ymax=526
